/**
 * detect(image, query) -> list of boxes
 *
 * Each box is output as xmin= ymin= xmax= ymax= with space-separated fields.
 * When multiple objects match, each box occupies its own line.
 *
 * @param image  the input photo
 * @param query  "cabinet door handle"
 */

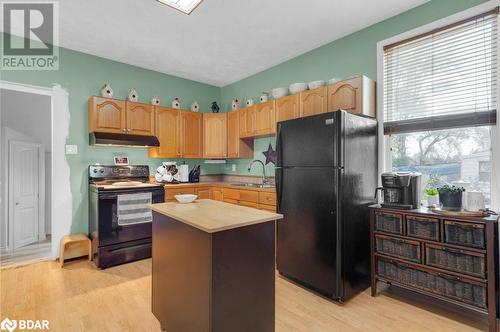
xmin=122 ymin=128 xmax=127 ymax=132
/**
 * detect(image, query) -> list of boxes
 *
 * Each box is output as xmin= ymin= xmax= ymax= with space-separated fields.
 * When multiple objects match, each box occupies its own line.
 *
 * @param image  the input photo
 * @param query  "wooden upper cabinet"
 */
xmin=180 ymin=111 xmax=202 ymax=158
xmin=126 ymin=101 xmax=155 ymax=136
xmin=88 ymin=96 xmax=126 ymax=133
xmin=254 ymin=101 xmax=276 ymax=136
xmin=149 ymin=107 xmax=179 ymax=158
xmin=327 ymin=75 xmax=376 ymax=117
xmin=227 ymin=111 xmax=253 ymax=159
xmin=203 ymin=113 xmax=227 ymax=159
xmin=239 ymin=106 xmax=255 ymax=138
xmin=300 ymin=86 xmax=328 ymax=118
xmin=275 ymin=94 xmax=300 ymax=123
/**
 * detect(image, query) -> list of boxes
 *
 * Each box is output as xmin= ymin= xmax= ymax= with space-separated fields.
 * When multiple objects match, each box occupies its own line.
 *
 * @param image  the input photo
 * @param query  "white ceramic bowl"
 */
xmin=289 ymin=83 xmax=308 ymax=94
xmin=175 ymin=194 xmax=198 ymax=203
xmin=272 ymin=87 xmax=288 ymax=99
xmin=308 ymin=80 xmax=325 ymax=90
xmin=327 ymin=77 xmax=341 ymax=85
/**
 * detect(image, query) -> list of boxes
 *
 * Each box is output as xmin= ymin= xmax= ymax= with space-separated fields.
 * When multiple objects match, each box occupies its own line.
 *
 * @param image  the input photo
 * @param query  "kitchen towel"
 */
xmin=117 ymin=192 xmax=152 ymax=225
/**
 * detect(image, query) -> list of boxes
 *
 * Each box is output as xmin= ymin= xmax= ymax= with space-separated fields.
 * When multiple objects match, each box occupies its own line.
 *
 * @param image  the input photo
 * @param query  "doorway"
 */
xmin=0 ymin=88 xmax=52 ymax=267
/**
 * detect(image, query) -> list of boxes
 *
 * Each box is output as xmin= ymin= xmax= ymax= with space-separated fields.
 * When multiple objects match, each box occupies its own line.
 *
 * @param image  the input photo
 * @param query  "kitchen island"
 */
xmin=149 ymin=199 xmax=283 ymax=332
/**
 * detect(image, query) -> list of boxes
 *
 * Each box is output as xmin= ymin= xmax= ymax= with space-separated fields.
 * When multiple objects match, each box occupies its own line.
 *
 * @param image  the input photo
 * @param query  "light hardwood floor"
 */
xmin=0 ymin=237 xmax=51 ymax=268
xmin=0 ymin=258 xmax=488 ymax=332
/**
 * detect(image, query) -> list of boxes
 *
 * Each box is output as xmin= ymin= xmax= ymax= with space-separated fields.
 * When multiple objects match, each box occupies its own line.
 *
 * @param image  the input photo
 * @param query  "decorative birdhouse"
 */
xmin=100 ymin=83 xmax=113 ymax=98
xmin=151 ymin=96 xmax=161 ymax=105
xmin=172 ymin=97 xmax=181 ymax=109
xmin=191 ymin=101 xmax=200 ymax=112
xmin=127 ymin=89 xmax=138 ymax=102
xmin=231 ymin=99 xmax=239 ymax=111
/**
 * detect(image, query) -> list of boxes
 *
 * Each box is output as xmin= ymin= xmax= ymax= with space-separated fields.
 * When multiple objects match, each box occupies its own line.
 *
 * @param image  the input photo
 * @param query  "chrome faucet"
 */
xmin=248 ymin=159 xmax=269 ymax=185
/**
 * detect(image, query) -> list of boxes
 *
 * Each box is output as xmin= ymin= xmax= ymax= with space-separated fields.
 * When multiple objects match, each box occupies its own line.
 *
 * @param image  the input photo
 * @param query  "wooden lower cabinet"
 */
xmin=162 ymin=185 xmax=276 ymax=211
xmin=165 ymin=187 xmax=196 ymax=202
xmin=212 ymin=187 xmax=223 ymax=201
xmin=195 ymin=187 xmax=211 ymax=199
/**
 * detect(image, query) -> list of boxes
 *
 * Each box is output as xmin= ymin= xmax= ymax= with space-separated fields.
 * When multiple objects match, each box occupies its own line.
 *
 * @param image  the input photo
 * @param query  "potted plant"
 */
xmin=425 ymin=187 xmax=439 ymax=207
xmin=438 ymin=185 xmax=465 ymax=210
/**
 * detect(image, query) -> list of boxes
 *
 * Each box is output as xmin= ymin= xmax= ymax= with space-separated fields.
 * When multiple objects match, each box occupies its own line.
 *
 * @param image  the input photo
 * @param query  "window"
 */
xmin=383 ymin=8 xmax=498 ymax=205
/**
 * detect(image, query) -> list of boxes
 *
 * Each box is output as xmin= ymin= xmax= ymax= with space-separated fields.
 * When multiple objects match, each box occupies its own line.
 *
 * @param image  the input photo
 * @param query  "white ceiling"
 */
xmin=57 ymin=0 xmax=428 ymax=87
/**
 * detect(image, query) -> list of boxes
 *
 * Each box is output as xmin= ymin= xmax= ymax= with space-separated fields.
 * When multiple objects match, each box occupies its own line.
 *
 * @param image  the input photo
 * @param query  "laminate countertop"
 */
xmin=150 ymin=199 xmax=283 ymax=233
xmin=151 ymin=181 xmax=277 ymax=193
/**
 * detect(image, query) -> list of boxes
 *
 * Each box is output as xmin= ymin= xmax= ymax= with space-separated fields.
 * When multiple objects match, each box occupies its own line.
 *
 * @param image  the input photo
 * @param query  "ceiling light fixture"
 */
xmin=156 ymin=0 xmax=203 ymax=14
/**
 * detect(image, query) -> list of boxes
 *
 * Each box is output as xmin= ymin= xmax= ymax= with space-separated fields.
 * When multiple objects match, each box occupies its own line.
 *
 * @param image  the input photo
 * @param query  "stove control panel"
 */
xmin=89 ymin=165 xmax=150 ymax=179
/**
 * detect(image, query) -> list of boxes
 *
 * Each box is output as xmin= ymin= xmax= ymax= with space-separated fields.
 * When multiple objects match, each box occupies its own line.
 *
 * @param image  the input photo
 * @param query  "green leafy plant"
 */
xmin=437 ymin=185 xmax=465 ymax=194
xmin=425 ymin=188 xmax=439 ymax=196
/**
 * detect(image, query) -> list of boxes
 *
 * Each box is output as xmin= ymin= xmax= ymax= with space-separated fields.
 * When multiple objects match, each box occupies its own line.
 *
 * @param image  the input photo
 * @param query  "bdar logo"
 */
xmin=0 ymin=318 xmax=17 ymax=332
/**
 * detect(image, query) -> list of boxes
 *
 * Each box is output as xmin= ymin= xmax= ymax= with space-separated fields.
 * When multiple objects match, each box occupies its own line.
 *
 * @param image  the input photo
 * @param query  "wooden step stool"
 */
xmin=59 ymin=234 xmax=92 ymax=267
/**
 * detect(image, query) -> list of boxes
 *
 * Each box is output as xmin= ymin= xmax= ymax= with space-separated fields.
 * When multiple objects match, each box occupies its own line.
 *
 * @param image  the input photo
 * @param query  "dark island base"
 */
xmin=152 ymin=211 xmax=275 ymax=332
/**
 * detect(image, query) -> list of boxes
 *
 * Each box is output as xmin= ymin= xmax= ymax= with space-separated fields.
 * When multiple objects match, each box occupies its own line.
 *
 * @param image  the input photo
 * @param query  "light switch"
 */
xmin=232 ymin=164 xmax=236 ymax=172
xmin=65 ymin=144 xmax=78 ymax=155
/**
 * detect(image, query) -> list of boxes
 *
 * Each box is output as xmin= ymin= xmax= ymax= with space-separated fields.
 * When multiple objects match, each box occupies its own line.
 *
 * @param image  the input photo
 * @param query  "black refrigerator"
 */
xmin=276 ymin=110 xmax=378 ymax=302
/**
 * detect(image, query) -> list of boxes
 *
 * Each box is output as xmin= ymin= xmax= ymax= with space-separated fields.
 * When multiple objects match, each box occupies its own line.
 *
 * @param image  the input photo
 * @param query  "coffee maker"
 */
xmin=374 ymin=172 xmax=421 ymax=210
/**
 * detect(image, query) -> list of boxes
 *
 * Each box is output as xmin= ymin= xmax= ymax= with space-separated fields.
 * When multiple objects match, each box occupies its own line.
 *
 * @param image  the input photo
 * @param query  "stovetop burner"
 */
xmin=89 ymin=165 xmax=163 ymax=190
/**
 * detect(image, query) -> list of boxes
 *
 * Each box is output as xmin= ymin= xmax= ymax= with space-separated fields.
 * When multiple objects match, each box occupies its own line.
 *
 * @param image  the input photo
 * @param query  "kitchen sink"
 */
xmin=229 ymin=183 xmax=275 ymax=189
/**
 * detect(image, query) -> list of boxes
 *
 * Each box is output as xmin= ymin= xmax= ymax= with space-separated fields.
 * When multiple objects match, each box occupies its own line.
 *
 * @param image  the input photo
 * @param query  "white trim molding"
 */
xmin=0 ymin=80 xmax=71 ymax=259
xmin=376 ymin=0 xmax=500 ymax=211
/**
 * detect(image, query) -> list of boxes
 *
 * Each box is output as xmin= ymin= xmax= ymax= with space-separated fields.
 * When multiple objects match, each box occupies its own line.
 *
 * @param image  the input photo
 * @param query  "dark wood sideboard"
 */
xmin=369 ymin=206 xmax=499 ymax=332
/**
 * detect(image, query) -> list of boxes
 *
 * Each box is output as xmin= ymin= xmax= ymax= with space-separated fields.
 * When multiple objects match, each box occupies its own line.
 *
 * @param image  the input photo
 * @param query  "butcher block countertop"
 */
xmin=150 ymin=199 xmax=283 ymax=233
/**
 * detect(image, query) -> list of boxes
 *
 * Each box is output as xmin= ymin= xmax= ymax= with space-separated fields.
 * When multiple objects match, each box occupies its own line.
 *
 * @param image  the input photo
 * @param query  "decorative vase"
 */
xmin=191 ymin=101 xmax=199 ymax=112
xmin=100 ymin=83 xmax=113 ymax=98
xmin=211 ymin=101 xmax=220 ymax=113
xmin=439 ymin=192 xmax=462 ymax=210
xmin=427 ymin=195 xmax=439 ymax=207
xmin=127 ymin=89 xmax=138 ymax=102
xmin=172 ymin=97 xmax=180 ymax=109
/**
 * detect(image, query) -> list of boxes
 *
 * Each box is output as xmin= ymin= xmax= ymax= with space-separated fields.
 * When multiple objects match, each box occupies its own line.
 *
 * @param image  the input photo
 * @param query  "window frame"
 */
xmin=377 ymin=0 xmax=500 ymax=211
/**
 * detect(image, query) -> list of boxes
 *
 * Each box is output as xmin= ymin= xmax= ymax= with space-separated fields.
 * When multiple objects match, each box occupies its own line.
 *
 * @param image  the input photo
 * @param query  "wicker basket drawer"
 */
xmin=377 ymin=258 xmax=487 ymax=308
xmin=406 ymin=216 xmax=440 ymax=241
xmin=444 ymin=220 xmax=485 ymax=249
xmin=425 ymin=244 xmax=485 ymax=278
xmin=375 ymin=235 xmax=420 ymax=262
xmin=375 ymin=212 xmax=403 ymax=234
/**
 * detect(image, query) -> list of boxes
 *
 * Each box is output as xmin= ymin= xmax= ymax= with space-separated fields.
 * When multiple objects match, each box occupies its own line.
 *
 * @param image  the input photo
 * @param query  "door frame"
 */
xmin=8 ymin=140 xmax=45 ymax=249
xmin=1 ymin=80 xmax=71 ymax=259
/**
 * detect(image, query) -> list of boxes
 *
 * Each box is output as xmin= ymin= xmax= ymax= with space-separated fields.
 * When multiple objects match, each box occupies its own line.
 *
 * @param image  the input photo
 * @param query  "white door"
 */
xmin=10 ymin=141 xmax=40 ymax=249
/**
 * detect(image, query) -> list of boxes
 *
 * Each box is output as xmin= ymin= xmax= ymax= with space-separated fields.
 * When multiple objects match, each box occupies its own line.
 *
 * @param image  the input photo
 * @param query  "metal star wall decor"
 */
xmin=262 ymin=143 xmax=277 ymax=165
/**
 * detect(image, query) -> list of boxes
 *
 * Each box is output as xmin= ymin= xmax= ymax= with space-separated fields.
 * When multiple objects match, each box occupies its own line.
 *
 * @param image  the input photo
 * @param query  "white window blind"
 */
xmin=383 ymin=9 xmax=498 ymax=134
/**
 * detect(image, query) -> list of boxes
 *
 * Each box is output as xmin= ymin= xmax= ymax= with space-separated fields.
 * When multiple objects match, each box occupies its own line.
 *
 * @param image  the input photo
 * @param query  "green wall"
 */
xmin=0 ymin=0 xmax=489 ymax=233
xmin=0 ymin=34 xmax=221 ymax=233
xmin=219 ymin=0 xmax=489 ymax=176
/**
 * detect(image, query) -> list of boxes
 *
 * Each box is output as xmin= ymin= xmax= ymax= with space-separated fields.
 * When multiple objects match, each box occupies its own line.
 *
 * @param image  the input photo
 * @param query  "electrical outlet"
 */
xmin=232 ymin=164 xmax=236 ymax=172
xmin=65 ymin=144 xmax=78 ymax=155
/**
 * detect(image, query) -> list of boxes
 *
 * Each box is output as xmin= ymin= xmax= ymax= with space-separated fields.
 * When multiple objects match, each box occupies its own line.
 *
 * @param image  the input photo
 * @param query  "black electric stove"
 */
xmin=88 ymin=165 xmax=164 ymax=269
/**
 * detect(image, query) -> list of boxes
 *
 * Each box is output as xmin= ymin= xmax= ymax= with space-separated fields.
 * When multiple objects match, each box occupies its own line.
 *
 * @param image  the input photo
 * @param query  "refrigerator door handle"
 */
xmin=276 ymin=125 xmax=283 ymax=167
xmin=276 ymin=167 xmax=283 ymax=213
